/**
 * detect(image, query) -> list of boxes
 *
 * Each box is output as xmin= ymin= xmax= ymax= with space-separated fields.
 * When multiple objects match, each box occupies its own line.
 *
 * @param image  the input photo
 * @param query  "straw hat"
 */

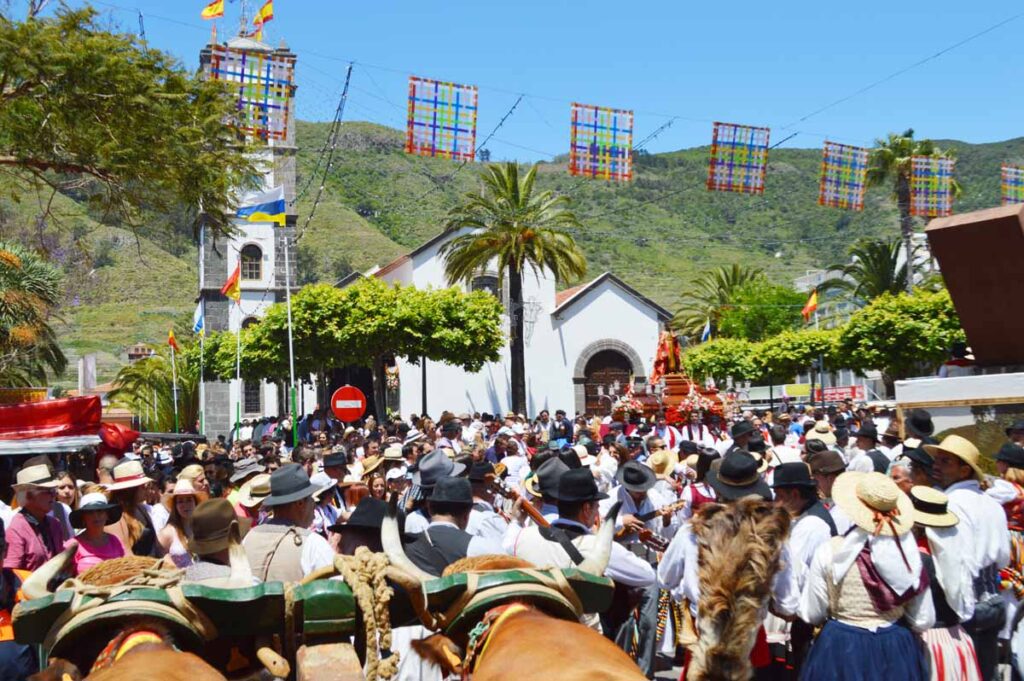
xmin=163 ymin=478 xmax=207 ymax=512
xmin=361 ymin=455 xmax=384 ymax=477
xmin=908 ymin=486 xmax=959 ymax=528
xmin=832 ymin=471 xmax=914 ymax=536
xmin=13 ymin=463 xmax=60 ymax=490
xmin=647 ymin=449 xmax=678 ymax=478
xmin=106 ymin=460 xmax=151 ymax=491
xmin=804 ymin=421 xmax=836 ymax=446
xmin=238 ymin=473 xmax=272 ymax=508
xmin=924 ymin=435 xmax=985 ymax=482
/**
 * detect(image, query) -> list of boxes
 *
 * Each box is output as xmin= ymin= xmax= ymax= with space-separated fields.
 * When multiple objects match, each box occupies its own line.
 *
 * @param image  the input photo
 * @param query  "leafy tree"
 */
xmin=672 ymin=264 xmax=765 ymax=340
xmin=757 ymin=328 xmax=840 ymax=385
xmin=837 ymin=289 xmax=965 ymax=397
xmin=681 ymin=338 xmax=759 ymax=386
xmin=208 ymin=280 xmax=506 ymax=418
xmin=717 ymin=281 xmax=804 ymax=341
xmin=0 ymin=7 xmax=258 ymax=240
xmin=867 ymin=130 xmax=960 ymax=292
xmin=0 ymin=241 xmax=66 ymax=385
xmin=440 ymin=162 xmax=586 ymax=413
xmin=819 ymin=238 xmax=911 ymax=304
xmin=109 ymin=343 xmax=200 ymax=432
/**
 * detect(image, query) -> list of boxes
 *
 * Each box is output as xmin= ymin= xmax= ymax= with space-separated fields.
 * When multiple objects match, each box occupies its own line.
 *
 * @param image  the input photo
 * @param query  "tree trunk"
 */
xmin=508 ymin=264 xmax=526 ymax=414
xmin=372 ymin=355 xmax=387 ymax=421
xmin=897 ymin=173 xmax=915 ymax=294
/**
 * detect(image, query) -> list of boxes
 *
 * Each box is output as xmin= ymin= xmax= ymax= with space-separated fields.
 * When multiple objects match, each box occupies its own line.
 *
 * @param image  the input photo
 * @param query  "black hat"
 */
xmin=855 ymin=423 xmax=879 ymax=442
xmin=556 ymin=468 xmax=608 ymax=503
xmin=328 ymin=497 xmax=397 ymax=533
xmin=69 ymin=492 xmax=123 ymax=529
xmin=706 ymin=451 xmax=772 ymax=502
xmin=441 ymin=420 xmax=461 ymax=434
xmin=804 ymin=439 xmax=830 ymax=456
xmin=468 ymin=461 xmax=495 ymax=482
xmin=262 ymin=464 xmax=323 ymax=507
xmin=834 ymin=427 xmax=849 ymax=440
xmin=679 ymin=441 xmax=700 ymax=455
xmin=1006 ymin=421 xmax=1024 ymax=437
xmin=905 ymin=409 xmax=935 ymax=439
xmin=901 ymin=446 xmax=935 ymax=471
xmin=996 ymin=443 xmax=1024 ymax=469
xmin=615 ymin=461 xmax=657 ymax=493
xmin=536 ymin=458 xmax=570 ymax=498
xmin=583 ymin=441 xmax=600 ymax=457
xmin=428 ymin=477 xmax=473 ymax=505
xmin=748 ymin=434 xmax=767 ymax=454
xmin=323 ymin=449 xmax=349 ymax=468
xmin=771 ymin=462 xmax=818 ymax=489
xmin=558 ymin=447 xmax=583 ymax=470
xmin=731 ymin=420 xmax=755 ymax=439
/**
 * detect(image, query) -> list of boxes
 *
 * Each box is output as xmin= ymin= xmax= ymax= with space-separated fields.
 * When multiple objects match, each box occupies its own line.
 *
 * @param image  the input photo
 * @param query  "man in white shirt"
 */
xmin=465 ymin=462 xmax=508 ymax=544
xmin=767 ymin=424 xmax=802 ymax=466
xmin=652 ymin=412 xmax=684 ymax=450
xmin=929 ymin=434 xmax=1010 ymax=681
xmin=807 ymin=450 xmax=853 ymax=534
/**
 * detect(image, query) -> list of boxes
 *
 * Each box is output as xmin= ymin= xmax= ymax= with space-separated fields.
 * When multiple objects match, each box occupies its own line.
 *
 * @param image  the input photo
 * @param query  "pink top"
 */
xmin=66 ymin=533 xmax=126 ymax=576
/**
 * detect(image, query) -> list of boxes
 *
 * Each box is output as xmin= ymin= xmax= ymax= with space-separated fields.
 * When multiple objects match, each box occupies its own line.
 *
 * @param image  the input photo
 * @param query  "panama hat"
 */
xmin=909 ymin=486 xmax=959 ymax=528
xmin=13 ymin=463 xmax=60 ymax=490
xmin=804 ymin=421 xmax=837 ymax=447
xmin=238 ymin=473 xmax=272 ymax=508
xmin=361 ymin=455 xmax=384 ymax=478
xmin=383 ymin=444 xmax=405 ymax=461
xmin=924 ymin=434 xmax=985 ymax=482
xmin=105 ymin=460 xmax=151 ymax=491
xmin=832 ymin=471 xmax=914 ymax=537
xmin=69 ymin=492 xmax=122 ymax=529
xmin=163 ymin=478 xmax=208 ymax=512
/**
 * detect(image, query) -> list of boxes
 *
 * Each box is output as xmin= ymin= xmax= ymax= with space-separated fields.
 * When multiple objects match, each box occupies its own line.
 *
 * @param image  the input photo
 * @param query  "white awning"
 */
xmin=0 ymin=435 xmax=102 ymax=456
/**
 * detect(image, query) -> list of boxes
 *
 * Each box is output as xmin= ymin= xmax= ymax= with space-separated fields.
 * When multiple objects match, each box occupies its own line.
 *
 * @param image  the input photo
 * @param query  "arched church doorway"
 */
xmin=583 ymin=349 xmax=632 ymax=415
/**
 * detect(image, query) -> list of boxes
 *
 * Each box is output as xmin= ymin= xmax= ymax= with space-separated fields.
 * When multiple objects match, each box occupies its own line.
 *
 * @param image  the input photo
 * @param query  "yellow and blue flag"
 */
xmin=192 ymin=301 xmax=205 ymax=337
xmin=236 ymin=186 xmax=285 ymax=226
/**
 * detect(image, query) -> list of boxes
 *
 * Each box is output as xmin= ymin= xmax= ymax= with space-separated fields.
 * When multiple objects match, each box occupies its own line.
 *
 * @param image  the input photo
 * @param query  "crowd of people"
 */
xmin=1 ymin=401 xmax=1024 ymax=681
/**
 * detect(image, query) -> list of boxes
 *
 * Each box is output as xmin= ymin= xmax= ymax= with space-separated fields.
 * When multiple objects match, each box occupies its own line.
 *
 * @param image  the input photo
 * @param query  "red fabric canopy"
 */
xmin=0 ymin=396 xmax=102 ymax=440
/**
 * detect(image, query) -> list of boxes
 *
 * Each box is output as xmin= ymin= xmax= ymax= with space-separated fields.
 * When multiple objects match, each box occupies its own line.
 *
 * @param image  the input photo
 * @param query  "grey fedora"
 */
xmin=411 ymin=449 xmax=465 ymax=489
xmin=261 ymin=464 xmax=322 ymax=507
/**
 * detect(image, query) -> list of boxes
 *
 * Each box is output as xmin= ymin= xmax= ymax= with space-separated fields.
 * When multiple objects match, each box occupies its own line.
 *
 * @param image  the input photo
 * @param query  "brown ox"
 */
xmin=383 ymin=501 xmax=647 ymax=681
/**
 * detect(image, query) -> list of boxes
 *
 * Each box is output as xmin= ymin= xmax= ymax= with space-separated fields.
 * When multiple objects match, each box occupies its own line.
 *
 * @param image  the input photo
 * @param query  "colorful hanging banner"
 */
xmin=818 ymin=141 xmax=869 ymax=211
xmin=909 ymin=156 xmax=955 ymax=217
xmin=706 ymin=122 xmax=771 ymax=195
xmin=568 ymin=103 xmax=634 ymax=181
xmin=1001 ymin=164 xmax=1024 ymax=205
xmin=206 ymin=45 xmax=294 ymax=141
xmin=405 ymin=76 xmax=478 ymax=161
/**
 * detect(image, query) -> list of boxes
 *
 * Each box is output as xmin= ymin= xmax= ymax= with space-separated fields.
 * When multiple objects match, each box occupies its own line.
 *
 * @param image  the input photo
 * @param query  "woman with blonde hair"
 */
xmin=156 ymin=479 xmax=206 ymax=568
xmin=106 ymin=460 xmax=158 ymax=557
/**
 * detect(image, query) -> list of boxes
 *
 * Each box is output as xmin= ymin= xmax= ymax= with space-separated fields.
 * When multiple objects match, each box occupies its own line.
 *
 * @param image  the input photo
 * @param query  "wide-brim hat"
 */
xmin=309 ymin=472 xmax=336 ymax=500
xmin=468 ymin=461 xmax=495 ymax=483
xmin=230 ymin=456 xmax=264 ymax=483
xmin=163 ymin=478 xmax=208 ymax=512
xmin=808 ymin=450 xmax=846 ymax=476
xmin=924 ymin=435 xmax=985 ymax=482
xmin=403 ymin=429 xmax=425 ymax=445
xmin=13 ymin=463 xmax=60 ymax=490
xmin=855 ymin=423 xmax=879 ymax=442
xmin=361 ymin=455 xmax=384 ymax=478
xmin=383 ymin=444 xmax=405 ymax=461
xmin=429 ymin=477 xmax=473 ymax=505
xmin=832 ymin=471 xmax=914 ymax=536
xmin=1005 ymin=420 xmax=1024 ymax=437
xmin=616 ymin=461 xmax=657 ymax=493
xmin=730 ymin=420 xmax=755 ymax=439
xmin=261 ymin=464 xmax=323 ymax=507
xmin=238 ymin=473 xmax=272 ymax=508
xmin=647 ymin=449 xmax=678 ymax=478
xmin=411 ymin=450 xmax=465 ymax=488
xmin=536 ymin=458 xmax=570 ymax=498
xmin=189 ymin=498 xmax=250 ymax=555
xmin=69 ymin=492 xmax=123 ymax=529
xmin=909 ymin=485 xmax=959 ymax=528
xmin=106 ymin=460 xmax=151 ymax=491
xmin=771 ymin=462 xmax=817 ymax=489
xmin=328 ymin=497 xmax=402 ymax=534
xmin=524 ymin=472 xmax=541 ymax=498
xmin=804 ymin=421 xmax=836 ymax=447
xmin=706 ymin=451 xmax=772 ymax=502
xmin=996 ymin=443 xmax=1024 ymax=469
xmin=904 ymin=409 xmax=935 ymax=439
xmin=572 ymin=444 xmax=595 ymax=467
xmin=555 ymin=467 xmax=608 ymax=503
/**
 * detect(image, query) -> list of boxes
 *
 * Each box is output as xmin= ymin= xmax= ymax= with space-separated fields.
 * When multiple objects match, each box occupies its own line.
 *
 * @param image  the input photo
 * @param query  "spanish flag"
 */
xmin=168 ymin=329 xmax=180 ymax=352
xmin=253 ymin=0 xmax=274 ymax=25
xmin=221 ymin=264 xmax=242 ymax=303
xmin=200 ymin=0 xmax=224 ymax=19
xmin=801 ymin=289 xmax=819 ymax=323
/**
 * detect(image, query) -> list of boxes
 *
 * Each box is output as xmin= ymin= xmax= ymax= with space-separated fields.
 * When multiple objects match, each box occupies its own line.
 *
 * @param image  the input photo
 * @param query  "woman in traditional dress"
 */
xmin=910 ymin=486 xmax=981 ymax=681
xmin=799 ymin=471 xmax=934 ymax=680
xmin=679 ymin=448 xmax=718 ymax=521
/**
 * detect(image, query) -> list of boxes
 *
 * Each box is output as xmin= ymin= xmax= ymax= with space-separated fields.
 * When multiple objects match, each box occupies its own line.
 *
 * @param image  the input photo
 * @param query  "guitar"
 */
xmin=487 ymin=474 xmax=551 ymax=528
xmin=615 ymin=498 xmax=688 ymax=552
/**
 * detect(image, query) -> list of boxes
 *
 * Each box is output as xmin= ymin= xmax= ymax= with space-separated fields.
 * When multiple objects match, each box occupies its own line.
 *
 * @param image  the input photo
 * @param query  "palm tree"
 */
xmin=819 ymin=238 xmax=911 ymax=304
xmin=867 ymin=130 xmax=960 ymax=292
xmin=109 ymin=344 xmax=200 ymax=432
xmin=0 ymin=241 xmax=66 ymax=386
xmin=672 ymin=264 xmax=764 ymax=340
xmin=441 ymin=162 xmax=587 ymax=413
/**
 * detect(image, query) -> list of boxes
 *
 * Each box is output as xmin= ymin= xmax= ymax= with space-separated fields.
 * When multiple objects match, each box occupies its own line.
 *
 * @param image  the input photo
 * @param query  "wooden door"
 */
xmin=584 ymin=350 xmax=632 ymax=416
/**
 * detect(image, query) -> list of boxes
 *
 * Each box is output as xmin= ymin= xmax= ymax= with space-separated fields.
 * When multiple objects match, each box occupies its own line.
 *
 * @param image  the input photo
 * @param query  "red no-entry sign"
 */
xmin=330 ymin=385 xmax=367 ymax=422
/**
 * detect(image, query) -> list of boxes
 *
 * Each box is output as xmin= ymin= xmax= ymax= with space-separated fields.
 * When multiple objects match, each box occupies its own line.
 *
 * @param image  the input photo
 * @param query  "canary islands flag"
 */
xmin=236 ymin=186 xmax=285 ymax=226
xmin=192 ymin=302 xmax=205 ymax=337
xmin=700 ymin=319 xmax=712 ymax=343
xmin=200 ymin=0 xmax=224 ymax=19
xmin=801 ymin=289 xmax=819 ymax=323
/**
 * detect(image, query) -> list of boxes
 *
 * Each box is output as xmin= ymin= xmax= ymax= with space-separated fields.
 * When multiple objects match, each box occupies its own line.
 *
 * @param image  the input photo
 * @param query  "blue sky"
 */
xmin=66 ymin=0 xmax=1024 ymax=161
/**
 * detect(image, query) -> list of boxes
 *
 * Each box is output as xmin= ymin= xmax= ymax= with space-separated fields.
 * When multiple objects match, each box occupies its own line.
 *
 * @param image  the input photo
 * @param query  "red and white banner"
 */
xmin=814 ymin=385 xmax=867 ymax=403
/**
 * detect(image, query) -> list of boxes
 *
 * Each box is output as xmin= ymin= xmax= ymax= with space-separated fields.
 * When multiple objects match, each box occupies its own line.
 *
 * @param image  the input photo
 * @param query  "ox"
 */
xmin=382 ymin=501 xmax=647 ymax=681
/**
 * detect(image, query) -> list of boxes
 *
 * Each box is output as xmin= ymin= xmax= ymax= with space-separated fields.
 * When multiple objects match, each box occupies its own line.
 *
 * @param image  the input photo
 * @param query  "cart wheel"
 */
xmin=296 ymin=642 xmax=363 ymax=681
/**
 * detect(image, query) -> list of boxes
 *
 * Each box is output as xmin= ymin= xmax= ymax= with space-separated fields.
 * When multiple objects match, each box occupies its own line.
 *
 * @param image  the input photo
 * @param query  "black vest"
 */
xmin=404 ymin=524 xmax=473 ymax=575
xmin=866 ymin=449 xmax=889 ymax=474
xmin=801 ymin=499 xmax=838 ymax=537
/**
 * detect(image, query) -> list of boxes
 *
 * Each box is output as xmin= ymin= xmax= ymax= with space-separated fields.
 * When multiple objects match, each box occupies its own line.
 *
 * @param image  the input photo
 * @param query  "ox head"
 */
xmin=21 ymin=540 xmax=77 ymax=600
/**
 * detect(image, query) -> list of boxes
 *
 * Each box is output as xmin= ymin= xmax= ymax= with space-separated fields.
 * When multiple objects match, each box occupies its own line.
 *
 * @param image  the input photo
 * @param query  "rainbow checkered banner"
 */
xmin=405 ymin=76 xmax=478 ymax=161
xmin=707 ymin=122 xmax=771 ymax=194
xmin=1001 ymin=165 xmax=1024 ymax=205
xmin=206 ymin=45 xmax=294 ymax=141
xmin=569 ymin=103 xmax=634 ymax=181
xmin=818 ymin=141 xmax=869 ymax=211
xmin=910 ymin=156 xmax=955 ymax=217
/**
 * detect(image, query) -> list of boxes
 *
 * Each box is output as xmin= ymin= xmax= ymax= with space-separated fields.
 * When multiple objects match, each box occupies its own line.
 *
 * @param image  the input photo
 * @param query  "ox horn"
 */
xmin=382 ymin=493 xmax=437 ymax=583
xmin=578 ymin=501 xmax=622 ymax=577
xmin=21 ymin=540 xmax=77 ymax=600
xmin=226 ymin=520 xmax=254 ymax=587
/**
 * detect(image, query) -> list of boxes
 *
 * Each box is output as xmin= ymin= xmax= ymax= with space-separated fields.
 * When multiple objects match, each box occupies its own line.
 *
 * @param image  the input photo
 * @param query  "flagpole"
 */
xmin=283 ymin=228 xmax=297 ymax=448
xmin=199 ymin=323 xmax=205 ymax=435
xmin=235 ymin=301 xmax=242 ymax=441
xmin=170 ymin=344 xmax=180 ymax=433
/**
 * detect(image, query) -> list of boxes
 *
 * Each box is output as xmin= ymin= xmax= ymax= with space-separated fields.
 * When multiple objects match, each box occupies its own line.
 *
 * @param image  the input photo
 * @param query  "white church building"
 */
xmin=339 ymin=230 xmax=672 ymax=417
